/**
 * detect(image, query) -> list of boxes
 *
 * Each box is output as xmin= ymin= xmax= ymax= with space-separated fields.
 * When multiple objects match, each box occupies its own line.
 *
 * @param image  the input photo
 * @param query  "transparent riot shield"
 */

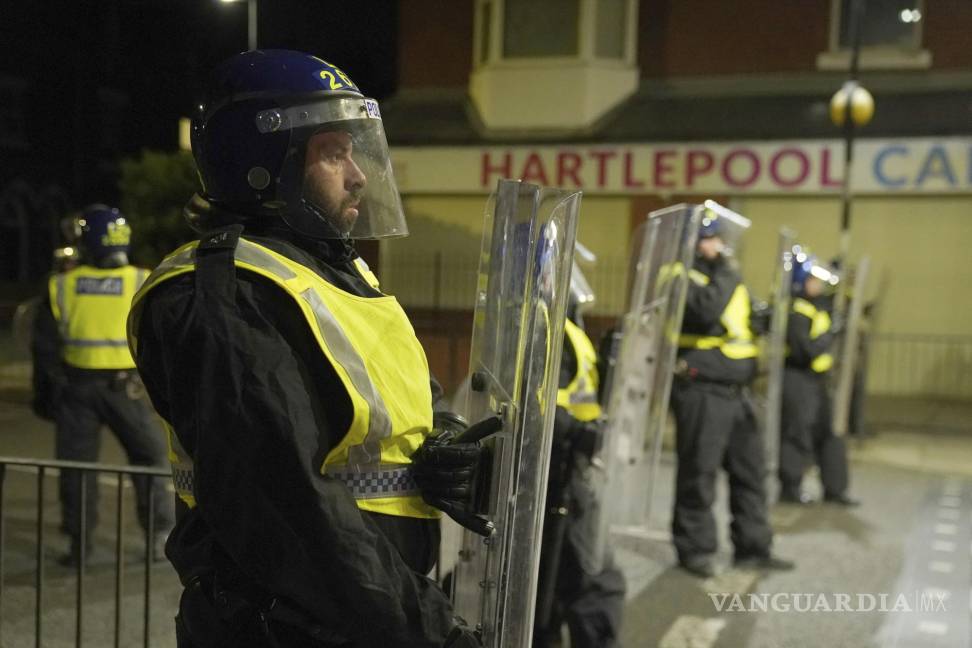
xmin=452 ymin=179 xmax=580 ymax=648
xmin=583 ymin=204 xmax=702 ymax=574
xmin=762 ymin=228 xmax=796 ymax=503
xmin=832 ymin=256 xmax=870 ymax=437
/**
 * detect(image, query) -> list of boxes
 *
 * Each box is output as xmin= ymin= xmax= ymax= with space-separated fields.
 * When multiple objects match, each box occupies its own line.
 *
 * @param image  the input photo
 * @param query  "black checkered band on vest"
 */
xmin=327 ymin=467 xmax=420 ymax=500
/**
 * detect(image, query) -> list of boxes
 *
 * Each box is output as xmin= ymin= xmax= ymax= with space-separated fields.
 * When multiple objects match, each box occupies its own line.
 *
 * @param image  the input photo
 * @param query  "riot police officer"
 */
xmin=778 ymin=250 xmax=858 ymax=506
xmin=670 ymin=210 xmax=793 ymax=578
xmin=127 ymin=50 xmax=483 ymax=647
xmin=31 ymin=204 xmax=174 ymax=566
xmin=534 ymin=264 xmax=625 ymax=648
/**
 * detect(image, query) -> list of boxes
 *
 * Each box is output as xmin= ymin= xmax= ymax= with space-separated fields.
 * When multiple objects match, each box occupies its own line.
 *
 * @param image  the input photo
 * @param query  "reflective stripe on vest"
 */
xmin=49 ymin=265 xmax=147 ymax=369
xmin=678 ymin=271 xmax=758 ymax=360
xmin=129 ymin=238 xmax=438 ymax=519
xmin=792 ymin=298 xmax=834 ymax=373
xmin=557 ymin=320 xmax=602 ymax=422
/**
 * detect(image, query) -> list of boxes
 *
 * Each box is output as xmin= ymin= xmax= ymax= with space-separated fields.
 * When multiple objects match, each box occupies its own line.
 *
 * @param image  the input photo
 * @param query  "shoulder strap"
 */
xmin=194 ymin=224 xmax=244 ymax=301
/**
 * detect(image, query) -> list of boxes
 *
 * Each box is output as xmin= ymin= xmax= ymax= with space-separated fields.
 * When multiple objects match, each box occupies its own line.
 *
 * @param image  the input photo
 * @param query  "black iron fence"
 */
xmin=0 ymin=456 xmax=176 ymax=647
xmin=866 ymin=333 xmax=972 ymax=399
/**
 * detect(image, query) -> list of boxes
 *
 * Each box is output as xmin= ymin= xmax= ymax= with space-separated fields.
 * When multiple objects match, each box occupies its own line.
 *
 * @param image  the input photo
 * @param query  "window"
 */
xmin=837 ymin=0 xmax=922 ymax=50
xmin=595 ymin=0 xmax=628 ymax=59
xmin=819 ymin=0 xmax=930 ymax=69
xmin=502 ymin=0 xmax=580 ymax=58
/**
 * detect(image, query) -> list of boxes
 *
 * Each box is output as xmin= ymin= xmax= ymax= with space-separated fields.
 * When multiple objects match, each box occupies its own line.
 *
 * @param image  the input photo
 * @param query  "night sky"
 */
xmin=1 ymin=1 xmax=398 ymax=199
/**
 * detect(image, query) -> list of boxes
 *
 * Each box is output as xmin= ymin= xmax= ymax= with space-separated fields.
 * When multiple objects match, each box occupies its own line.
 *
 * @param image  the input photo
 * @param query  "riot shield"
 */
xmin=583 ymin=204 xmax=702 ymax=574
xmin=832 ymin=256 xmax=870 ymax=437
xmin=762 ymin=228 xmax=796 ymax=503
xmin=451 ymin=179 xmax=580 ymax=648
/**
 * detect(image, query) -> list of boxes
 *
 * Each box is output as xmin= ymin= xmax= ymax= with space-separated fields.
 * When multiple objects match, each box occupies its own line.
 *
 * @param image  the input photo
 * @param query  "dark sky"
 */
xmin=1 ymin=0 xmax=398 ymax=200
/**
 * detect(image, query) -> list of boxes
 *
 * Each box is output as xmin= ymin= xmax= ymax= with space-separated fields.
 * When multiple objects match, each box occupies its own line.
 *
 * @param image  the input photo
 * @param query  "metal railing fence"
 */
xmin=866 ymin=333 xmax=972 ymax=399
xmin=0 ymin=456 xmax=174 ymax=648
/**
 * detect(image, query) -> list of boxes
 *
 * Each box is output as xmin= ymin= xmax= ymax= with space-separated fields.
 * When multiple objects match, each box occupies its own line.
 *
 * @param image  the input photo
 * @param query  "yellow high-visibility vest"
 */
xmin=128 ymin=237 xmax=438 ymax=519
xmin=678 ymin=269 xmax=758 ymax=360
xmin=791 ymin=298 xmax=834 ymax=373
xmin=556 ymin=319 xmax=602 ymax=422
xmin=49 ymin=265 xmax=147 ymax=369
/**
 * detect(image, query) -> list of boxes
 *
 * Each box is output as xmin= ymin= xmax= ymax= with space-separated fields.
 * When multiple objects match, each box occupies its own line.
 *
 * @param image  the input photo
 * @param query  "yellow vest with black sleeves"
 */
xmin=127 ymin=236 xmax=439 ymax=520
xmin=49 ymin=265 xmax=148 ymax=369
xmin=678 ymin=268 xmax=758 ymax=360
xmin=556 ymin=320 xmax=602 ymax=422
xmin=791 ymin=297 xmax=834 ymax=373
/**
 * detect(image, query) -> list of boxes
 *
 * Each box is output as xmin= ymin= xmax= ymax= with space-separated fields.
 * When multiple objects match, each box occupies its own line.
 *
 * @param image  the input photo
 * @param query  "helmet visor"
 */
xmin=256 ymin=97 xmax=407 ymax=239
xmin=700 ymin=200 xmax=751 ymax=258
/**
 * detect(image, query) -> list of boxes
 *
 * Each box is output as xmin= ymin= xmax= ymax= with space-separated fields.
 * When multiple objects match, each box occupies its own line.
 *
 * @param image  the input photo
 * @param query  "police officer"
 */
xmin=670 ymin=211 xmax=793 ymax=578
xmin=778 ymin=250 xmax=858 ymax=506
xmin=127 ymin=51 xmax=483 ymax=647
xmin=31 ymin=204 xmax=174 ymax=566
xmin=534 ymin=265 xmax=626 ymax=648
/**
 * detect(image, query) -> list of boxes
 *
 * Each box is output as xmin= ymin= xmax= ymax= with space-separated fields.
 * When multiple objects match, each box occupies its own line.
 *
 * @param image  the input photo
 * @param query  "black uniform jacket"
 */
xmin=785 ymin=294 xmax=835 ymax=372
xmin=134 ymin=226 xmax=453 ymax=647
xmin=678 ymin=257 xmax=756 ymax=386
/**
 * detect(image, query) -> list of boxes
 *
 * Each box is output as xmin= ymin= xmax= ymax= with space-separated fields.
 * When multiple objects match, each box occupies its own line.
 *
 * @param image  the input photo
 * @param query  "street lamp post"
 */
xmin=829 ymin=0 xmax=872 ymax=268
xmin=220 ymin=0 xmax=257 ymax=51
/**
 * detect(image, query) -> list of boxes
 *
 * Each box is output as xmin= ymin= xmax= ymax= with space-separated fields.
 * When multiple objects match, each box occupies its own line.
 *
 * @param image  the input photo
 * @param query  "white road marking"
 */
xmin=939 ymin=495 xmax=961 ymax=508
xmin=934 ymin=523 xmax=958 ymax=535
xmin=932 ymin=540 xmax=956 ymax=552
xmin=917 ymin=620 xmax=949 ymax=636
xmin=659 ymin=616 xmax=727 ymax=648
xmin=929 ymin=561 xmax=954 ymax=574
xmin=938 ymin=508 xmax=961 ymax=520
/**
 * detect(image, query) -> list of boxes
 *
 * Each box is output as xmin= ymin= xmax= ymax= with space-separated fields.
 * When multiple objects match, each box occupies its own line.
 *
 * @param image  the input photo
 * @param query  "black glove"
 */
xmin=829 ymin=313 xmax=846 ymax=336
xmin=31 ymin=372 xmax=66 ymax=422
xmin=749 ymin=300 xmax=772 ymax=336
xmin=443 ymin=623 xmax=483 ymax=648
xmin=569 ymin=420 xmax=601 ymax=459
xmin=411 ymin=414 xmax=502 ymax=537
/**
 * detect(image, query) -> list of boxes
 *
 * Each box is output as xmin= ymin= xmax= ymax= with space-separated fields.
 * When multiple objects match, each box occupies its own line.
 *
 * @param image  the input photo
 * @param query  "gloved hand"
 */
xmin=411 ymin=414 xmax=502 ymax=537
xmin=443 ymin=622 xmax=483 ymax=647
xmin=829 ymin=312 xmax=846 ymax=336
xmin=569 ymin=419 xmax=601 ymax=459
xmin=751 ymin=305 xmax=772 ymax=336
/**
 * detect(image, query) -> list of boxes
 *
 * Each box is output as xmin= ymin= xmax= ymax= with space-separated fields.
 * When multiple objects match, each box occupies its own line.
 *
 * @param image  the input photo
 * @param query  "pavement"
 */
xmin=1 ymin=358 xmax=971 ymax=647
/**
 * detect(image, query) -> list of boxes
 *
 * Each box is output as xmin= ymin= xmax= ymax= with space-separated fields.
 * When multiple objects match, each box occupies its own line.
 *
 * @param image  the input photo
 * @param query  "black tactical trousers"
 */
xmin=779 ymin=368 xmax=849 ymax=498
xmin=54 ymin=374 xmax=175 ymax=546
xmin=670 ymin=380 xmax=773 ymax=562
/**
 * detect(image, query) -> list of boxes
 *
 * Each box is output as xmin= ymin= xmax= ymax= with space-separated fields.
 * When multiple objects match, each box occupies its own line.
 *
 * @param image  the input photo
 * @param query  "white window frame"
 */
xmin=817 ymin=0 xmax=931 ymax=70
xmin=473 ymin=0 xmax=637 ymax=70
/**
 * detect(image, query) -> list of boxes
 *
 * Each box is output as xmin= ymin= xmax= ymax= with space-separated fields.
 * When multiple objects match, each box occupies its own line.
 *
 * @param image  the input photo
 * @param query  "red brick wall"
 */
xmin=398 ymin=0 xmax=474 ymax=88
xmin=924 ymin=0 xmax=972 ymax=68
xmin=638 ymin=0 xmax=828 ymax=77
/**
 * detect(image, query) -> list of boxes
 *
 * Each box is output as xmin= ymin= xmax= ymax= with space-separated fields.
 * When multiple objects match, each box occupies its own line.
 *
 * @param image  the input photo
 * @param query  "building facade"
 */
xmin=382 ymin=0 xmax=972 ymax=398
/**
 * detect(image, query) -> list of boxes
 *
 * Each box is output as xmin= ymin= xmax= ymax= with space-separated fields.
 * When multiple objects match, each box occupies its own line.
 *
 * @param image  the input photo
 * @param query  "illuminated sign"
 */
xmin=391 ymin=138 xmax=972 ymax=195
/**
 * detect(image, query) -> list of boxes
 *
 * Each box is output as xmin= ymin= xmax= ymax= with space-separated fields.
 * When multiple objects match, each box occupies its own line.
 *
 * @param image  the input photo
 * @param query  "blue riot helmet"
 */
xmin=78 ymin=204 xmax=131 ymax=268
xmin=791 ymin=246 xmax=839 ymax=295
xmin=188 ymin=50 xmax=407 ymax=240
xmin=697 ymin=201 xmax=751 ymax=259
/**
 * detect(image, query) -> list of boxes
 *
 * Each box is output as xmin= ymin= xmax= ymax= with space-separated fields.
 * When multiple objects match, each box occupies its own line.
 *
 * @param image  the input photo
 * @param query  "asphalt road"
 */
xmin=1 ymin=391 xmax=971 ymax=647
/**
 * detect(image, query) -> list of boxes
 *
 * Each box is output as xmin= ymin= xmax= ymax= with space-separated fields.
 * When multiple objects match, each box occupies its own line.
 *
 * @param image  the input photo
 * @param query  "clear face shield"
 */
xmin=255 ymin=96 xmax=407 ymax=239
xmin=793 ymin=246 xmax=840 ymax=295
xmin=570 ymin=262 xmax=596 ymax=314
xmin=700 ymin=200 xmax=752 ymax=260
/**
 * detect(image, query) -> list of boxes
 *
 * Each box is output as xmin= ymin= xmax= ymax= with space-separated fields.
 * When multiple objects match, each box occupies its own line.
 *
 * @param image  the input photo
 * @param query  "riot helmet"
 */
xmin=188 ymin=50 xmax=406 ymax=240
xmin=696 ymin=200 xmax=751 ymax=261
xmin=78 ymin=204 xmax=131 ymax=268
xmin=791 ymin=246 xmax=839 ymax=297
